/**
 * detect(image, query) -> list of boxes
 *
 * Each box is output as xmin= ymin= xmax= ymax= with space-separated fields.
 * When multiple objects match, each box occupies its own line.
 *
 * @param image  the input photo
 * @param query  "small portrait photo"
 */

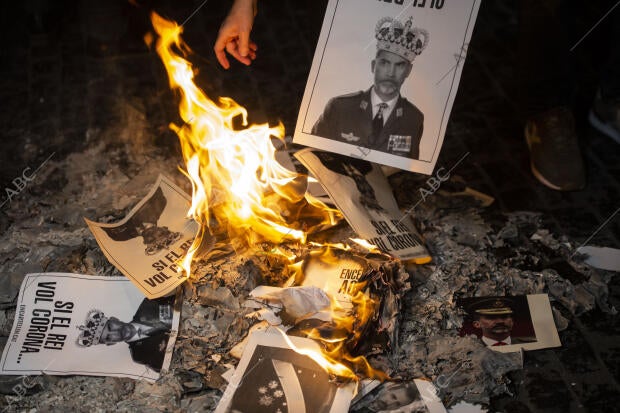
xmin=457 ymin=296 xmax=537 ymax=349
xmin=356 ymin=381 xmax=426 ymax=413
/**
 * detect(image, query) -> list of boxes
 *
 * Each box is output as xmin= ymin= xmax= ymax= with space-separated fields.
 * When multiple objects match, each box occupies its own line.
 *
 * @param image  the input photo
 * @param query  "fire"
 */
xmin=148 ymin=14 xmax=384 ymax=383
xmin=286 ymin=246 xmax=389 ymax=381
xmin=147 ymin=13 xmax=340 ymax=277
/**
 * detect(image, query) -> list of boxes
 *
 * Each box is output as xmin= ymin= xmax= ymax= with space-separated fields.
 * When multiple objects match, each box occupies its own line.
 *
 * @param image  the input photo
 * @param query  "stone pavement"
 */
xmin=0 ymin=1 xmax=618 ymax=412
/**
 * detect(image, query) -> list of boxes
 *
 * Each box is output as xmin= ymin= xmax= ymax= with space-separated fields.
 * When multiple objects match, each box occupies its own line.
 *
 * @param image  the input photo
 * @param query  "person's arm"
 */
xmin=214 ymin=0 xmax=258 ymax=69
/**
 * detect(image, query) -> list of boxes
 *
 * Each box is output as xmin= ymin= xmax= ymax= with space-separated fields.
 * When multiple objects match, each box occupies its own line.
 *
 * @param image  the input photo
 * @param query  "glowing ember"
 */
xmin=147 ymin=13 xmax=340 ymax=277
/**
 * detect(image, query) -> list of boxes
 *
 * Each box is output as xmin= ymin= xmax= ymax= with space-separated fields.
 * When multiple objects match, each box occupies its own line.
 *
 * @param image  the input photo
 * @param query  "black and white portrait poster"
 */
xmin=215 ymin=331 xmax=356 ymax=413
xmin=296 ymin=149 xmax=430 ymax=263
xmin=85 ymin=175 xmax=198 ymax=298
xmin=457 ymin=294 xmax=561 ymax=353
xmin=294 ymin=0 xmax=481 ymax=174
xmin=0 ymin=273 xmax=181 ymax=382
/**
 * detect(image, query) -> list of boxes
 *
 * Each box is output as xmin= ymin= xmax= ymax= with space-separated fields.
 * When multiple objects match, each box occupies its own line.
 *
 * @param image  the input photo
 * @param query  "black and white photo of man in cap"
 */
xmin=312 ymin=16 xmax=429 ymax=159
xmin=464 ymin=297 xmax=537 ymax=347
xmin=76 ymin=296 xmax=174 ymax=372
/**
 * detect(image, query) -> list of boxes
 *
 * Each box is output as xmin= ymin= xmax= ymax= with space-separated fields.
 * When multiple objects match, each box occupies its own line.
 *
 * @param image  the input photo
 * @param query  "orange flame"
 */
xmin=148 ymin=13 xmax=386 ymax=382
xmin=148 ymin=13 xmax=340 ymax=277
xmin=287 ymin=246 xmax=389 ymax=381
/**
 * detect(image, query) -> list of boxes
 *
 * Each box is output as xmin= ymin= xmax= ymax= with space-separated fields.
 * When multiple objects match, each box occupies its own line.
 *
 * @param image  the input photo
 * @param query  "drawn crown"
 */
xmin=375 ymin=16 xmax=429 ymax=62
xmin=76 ymin=309 xmax=108 ymax=347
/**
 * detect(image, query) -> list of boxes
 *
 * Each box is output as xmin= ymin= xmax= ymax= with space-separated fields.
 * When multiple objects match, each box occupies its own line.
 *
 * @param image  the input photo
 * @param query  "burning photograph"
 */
xmin=215 ymin=332 xmax=355 ymax=413
xmin=296 ymin=149 xmax=430 ymax=263
xmin=85 ymin=175 xmax=199 ymax=298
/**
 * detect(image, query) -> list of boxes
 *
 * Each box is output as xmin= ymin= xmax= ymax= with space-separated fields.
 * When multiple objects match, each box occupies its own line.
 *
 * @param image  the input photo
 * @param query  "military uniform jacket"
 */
xmin=128 ymin=297 xmax=174 ymax=372
xmin=311 ymin=88 xmax=424 ymax=159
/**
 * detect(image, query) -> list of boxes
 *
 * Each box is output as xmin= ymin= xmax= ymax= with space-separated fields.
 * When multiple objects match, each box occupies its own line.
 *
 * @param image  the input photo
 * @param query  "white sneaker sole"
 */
xmin=588 ymin=110 xmax=620 ymax=144
xmin=530 ymin=160 xmax=563 ymax=190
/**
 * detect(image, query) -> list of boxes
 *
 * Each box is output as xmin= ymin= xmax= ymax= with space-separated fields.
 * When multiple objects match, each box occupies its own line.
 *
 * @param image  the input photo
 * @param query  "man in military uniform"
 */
xmin=312 ymin=16 xmax=429 ymax=159
xmin=466 ymin=297 xmax=537 ymax=347
xmin=76 ymin=296 xmax=175 ymax=372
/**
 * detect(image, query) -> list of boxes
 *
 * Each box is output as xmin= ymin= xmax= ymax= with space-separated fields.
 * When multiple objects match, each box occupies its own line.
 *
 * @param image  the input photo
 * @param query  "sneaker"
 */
xmin=524 ymin=107 xmax=586 ymax=191
xmin=589 ymin=91 xmax=620 ymax=144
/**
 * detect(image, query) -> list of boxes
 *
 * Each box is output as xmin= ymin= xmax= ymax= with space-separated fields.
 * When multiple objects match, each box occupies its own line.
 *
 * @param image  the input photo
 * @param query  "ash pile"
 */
xmin=0 ymin=127 xmax=615 ymax=412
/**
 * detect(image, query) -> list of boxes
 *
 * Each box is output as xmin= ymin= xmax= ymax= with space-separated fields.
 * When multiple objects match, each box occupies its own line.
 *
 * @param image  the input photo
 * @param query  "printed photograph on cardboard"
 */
xmin=457 ymin=294 xmax=561 ymax=352
xmin=294 ymin=0 xmax=481 ymax=174
xmin=215 ymin=332 xmax=355 ymax=413
xmin=0 ymin=273 xmax=181 ymax=382
xmin=85 ymin=175 xmax=199 ymax=298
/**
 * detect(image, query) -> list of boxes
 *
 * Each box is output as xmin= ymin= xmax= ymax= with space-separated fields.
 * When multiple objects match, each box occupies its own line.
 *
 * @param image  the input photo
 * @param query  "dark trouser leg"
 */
xmin=518 ymin=0 xmax=576 ymax=118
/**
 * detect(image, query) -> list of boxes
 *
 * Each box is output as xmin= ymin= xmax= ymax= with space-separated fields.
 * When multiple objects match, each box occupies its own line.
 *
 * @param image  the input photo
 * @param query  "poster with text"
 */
xmin=296 ymin=149 xmax=430 ymax=263
xmin=85 ymin=174 xmax=198 ymax=298
xmin=0 ymin=273 xmax=181 ymax=382
xmin=294 ymin=0 xmax=481 ymax=174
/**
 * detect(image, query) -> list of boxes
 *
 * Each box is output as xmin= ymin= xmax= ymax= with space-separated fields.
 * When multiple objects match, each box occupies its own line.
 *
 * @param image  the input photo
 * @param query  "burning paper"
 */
xmin=215 ymin=331 xmax=356 ymax=413
xmin=298 ymin=247 xmax=371 ymax=314
xmin=249 ymin=285 xmax=331 ymax=320
xmin=0 ymin=273 xmax=181 ymax=382
xmin=244 ymin=247 xmax=406 ymax=380
xmin=456 ymin=294 xmax=561 ymax=353
xmin=85 ymin=175 xmax=198 ymax=298
xmin=295 ymin=149 xmax=430 ymax=263
xmin=147 ymin=13 xmax=340 ymax=274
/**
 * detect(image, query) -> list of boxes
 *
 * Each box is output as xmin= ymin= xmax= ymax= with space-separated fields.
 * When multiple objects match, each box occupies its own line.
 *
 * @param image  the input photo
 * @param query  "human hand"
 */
xmin=214 ymin=0 xmax=258 ymax=69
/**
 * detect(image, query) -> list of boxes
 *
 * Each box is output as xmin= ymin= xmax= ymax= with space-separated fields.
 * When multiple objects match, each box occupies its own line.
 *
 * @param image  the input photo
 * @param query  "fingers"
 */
xmin=238 ymin=30 xmax=251 ymax=58
xmin=214 ymin=36 xmax=231 ymax=69
xmin=224 ymin=39 xmax=256 ymax=66
xmin=214 ymin=48 xmax=231 ymax=70
xmin=214 ymin=0 xmax=258 ymax=69
xmin=213 ymin=34 xmax=258 ymax=69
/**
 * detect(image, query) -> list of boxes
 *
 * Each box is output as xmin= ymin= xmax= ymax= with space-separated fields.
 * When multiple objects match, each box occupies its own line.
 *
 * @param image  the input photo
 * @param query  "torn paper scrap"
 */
xmin=250 ymin=285 xmax=331 ymax=319
xmin=576 ymin=246 xmax=620 ymax=272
